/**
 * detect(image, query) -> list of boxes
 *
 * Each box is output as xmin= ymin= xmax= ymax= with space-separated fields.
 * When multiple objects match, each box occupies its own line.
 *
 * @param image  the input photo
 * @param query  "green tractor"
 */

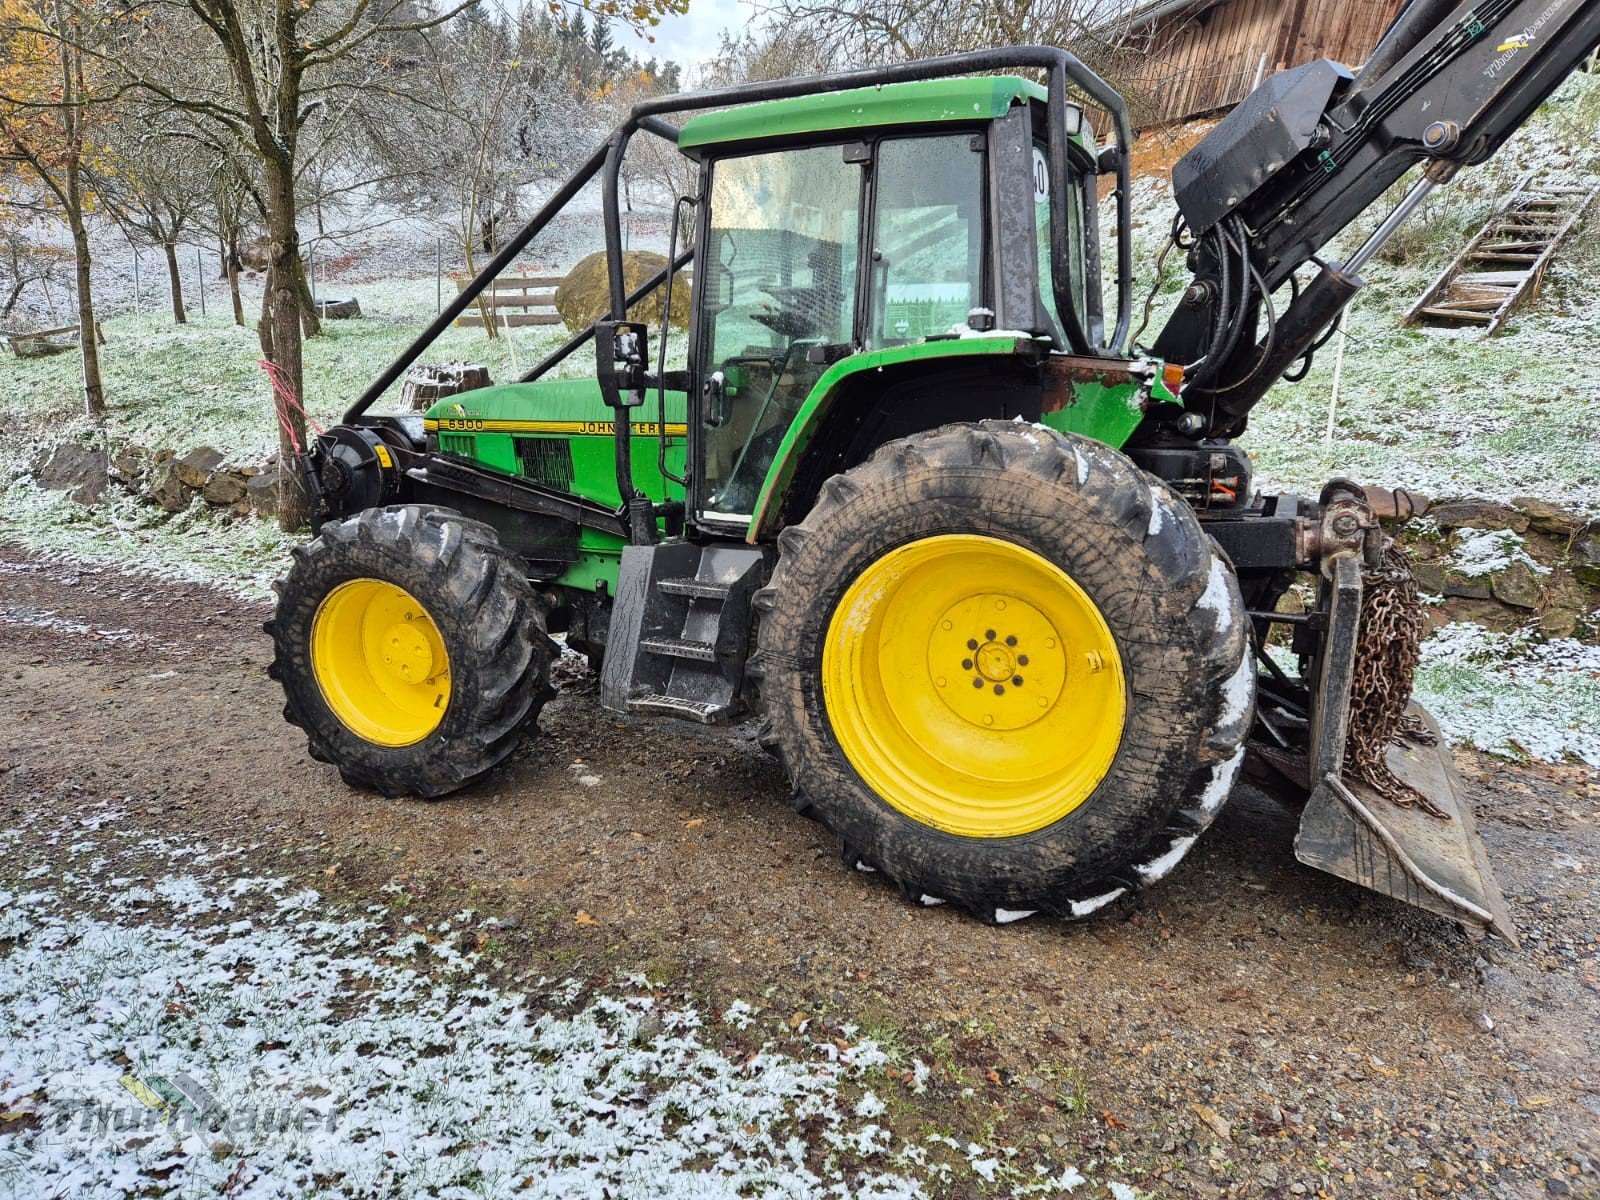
xmin=268 ymin=21 xmax=1600 ymax=937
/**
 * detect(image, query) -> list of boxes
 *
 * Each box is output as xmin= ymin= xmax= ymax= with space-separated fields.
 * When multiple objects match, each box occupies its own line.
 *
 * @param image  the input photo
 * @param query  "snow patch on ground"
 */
xmin=0 ymin=815 xmax=1134 ymax=1200
xmin=1414 ymin=623 xmax=1600 ymax=765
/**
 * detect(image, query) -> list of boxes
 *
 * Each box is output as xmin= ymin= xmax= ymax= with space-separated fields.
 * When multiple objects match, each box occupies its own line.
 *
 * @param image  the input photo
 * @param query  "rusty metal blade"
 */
xmin=1294 ymin=704 xmax=1518 ymax=945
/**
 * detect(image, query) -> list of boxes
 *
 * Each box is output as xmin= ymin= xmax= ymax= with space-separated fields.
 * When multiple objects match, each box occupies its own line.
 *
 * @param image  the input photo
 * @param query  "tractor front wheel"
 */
xmin=754 ymin=421 xmax=1254 ymax=921
xmin=267 ymin=505 xmax=556 ymax=798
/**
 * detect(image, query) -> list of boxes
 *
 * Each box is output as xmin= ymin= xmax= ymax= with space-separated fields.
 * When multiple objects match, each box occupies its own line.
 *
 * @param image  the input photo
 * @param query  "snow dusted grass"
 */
xmin=1414 ymin=624 xmax=1600 ymax=766
xmin=0 ymin=304 xmax=590 ymax=463
xmin=0 ymin=483 xmax=298 ymax=602
xmin=0 ymin=288 xmax=689 ymax=597
xmin=0 ymin=807 xmax=1123 ymax=1200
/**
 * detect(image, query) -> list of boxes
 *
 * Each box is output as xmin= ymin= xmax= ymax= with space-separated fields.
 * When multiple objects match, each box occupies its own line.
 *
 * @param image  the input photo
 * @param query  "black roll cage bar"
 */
xmin=343 ymin=46 xmax=1134 ymax=428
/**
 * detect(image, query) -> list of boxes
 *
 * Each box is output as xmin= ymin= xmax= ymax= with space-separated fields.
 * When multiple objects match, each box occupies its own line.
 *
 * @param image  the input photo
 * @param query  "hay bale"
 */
xmin=554 ymin=251 xmax=690 ymax=333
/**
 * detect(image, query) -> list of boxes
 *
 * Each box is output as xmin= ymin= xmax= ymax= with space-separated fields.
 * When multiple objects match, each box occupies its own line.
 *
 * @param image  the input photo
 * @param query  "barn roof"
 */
xmin=1117 ymin=0 xmax=1230 ymax=28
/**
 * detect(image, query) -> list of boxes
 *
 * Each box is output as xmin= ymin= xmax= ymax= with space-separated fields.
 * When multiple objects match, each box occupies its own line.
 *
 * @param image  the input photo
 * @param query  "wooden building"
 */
xmin=1106 ymin=0 xmax=1409 ymax=128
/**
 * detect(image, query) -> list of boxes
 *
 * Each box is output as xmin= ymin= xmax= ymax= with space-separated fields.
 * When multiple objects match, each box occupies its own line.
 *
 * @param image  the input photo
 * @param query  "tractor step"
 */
xmin=630 ymin=692 xmax=727 ymax=723
xmin=600 ymin=541 xmax=771 ymax=725
xmin=640 ymin=635 xmax=718 ymax=662
xmin=656 ymin=577 xmax=733 ymax=600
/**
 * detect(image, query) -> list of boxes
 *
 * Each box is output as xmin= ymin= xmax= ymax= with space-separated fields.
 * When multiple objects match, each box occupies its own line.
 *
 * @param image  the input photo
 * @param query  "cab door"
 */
xmin=691 ymin=143 xmax=865 ymax=526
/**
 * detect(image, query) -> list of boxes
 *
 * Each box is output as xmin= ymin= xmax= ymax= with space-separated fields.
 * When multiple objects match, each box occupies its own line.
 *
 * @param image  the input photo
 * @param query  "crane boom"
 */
xmin=1149 ymin=0 xmax=1600 ymax=436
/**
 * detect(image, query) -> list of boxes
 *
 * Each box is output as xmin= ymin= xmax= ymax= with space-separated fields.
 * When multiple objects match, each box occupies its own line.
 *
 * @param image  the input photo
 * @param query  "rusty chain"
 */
xmin=1346 ymin=540 xmax=1451 ymax=820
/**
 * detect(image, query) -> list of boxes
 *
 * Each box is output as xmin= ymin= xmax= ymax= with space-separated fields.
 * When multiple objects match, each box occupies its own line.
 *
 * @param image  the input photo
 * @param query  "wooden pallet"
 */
xmin=454 ymin=274 xmax=566 ymax=328
xmin=1406 ymin=174 xmax=1598 ymax=335
xmin=0 ymin=321 xmax=106 ymax=357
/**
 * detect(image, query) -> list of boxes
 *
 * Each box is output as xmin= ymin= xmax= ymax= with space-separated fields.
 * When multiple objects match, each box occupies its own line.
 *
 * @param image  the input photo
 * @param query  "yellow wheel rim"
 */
xmin=311 ymin=579 xmax=451 ymax=747
xmin=822 ymin=534 xmax=1126 ymax=838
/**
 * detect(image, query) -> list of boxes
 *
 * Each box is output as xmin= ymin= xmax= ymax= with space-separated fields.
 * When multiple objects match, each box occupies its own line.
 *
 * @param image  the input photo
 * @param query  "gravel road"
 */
xmin=2 ymin=542 xmax=1597 ymax=1198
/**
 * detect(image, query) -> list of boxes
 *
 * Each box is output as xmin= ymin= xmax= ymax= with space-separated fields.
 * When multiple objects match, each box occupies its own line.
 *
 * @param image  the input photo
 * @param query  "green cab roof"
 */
xmin=677 ymin=74 xmax=1049 ymax=153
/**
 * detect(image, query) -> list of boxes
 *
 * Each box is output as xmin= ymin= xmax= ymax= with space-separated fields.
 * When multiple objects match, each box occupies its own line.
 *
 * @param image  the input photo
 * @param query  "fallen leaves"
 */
xmin=574 ymin=911 xmax=599 ymax=927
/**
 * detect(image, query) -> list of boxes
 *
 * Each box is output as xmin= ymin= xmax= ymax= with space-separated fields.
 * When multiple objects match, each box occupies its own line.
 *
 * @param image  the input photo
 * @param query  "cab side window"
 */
xmin=869 ymin=136 xmax=986 ymax=345
xmin=1033 ymin=141 xmax=1088 ymax=336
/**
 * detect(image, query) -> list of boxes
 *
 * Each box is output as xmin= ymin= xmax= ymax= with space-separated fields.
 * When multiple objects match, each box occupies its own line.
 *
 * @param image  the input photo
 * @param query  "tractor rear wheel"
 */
xmin=754 ymin=421 xmax=1253 ymax=921
xmin=267 ymin=504 xmax=556 ymax=798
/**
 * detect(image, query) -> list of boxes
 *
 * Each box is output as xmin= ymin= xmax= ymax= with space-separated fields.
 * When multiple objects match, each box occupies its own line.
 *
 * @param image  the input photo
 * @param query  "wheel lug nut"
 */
xmin=962 ymin=658 xmax=973 ymax=670
xmin=985 ymin=629 xmax=996 ymax=640
xmin=967 ymin=638 xmax=979 ymax=650
xmin=1012 ymin=676 xmax=1023 ymax=686
xmin=993 ymin=684 xmax=1005 ymax=696
xmin=1018 ymin=655 xmax=1029 ymax=666
xmin=972 ymin=678 xmax=984 ymax=689
xmin=1005 ymin=635 xmax=1017 ymax=646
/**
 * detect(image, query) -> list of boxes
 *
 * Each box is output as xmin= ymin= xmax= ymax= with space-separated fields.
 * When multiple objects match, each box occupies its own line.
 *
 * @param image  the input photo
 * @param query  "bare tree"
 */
xmin=201 ymin=154 xmax=254 ymax=327
xmin=367 ymin=7 xmax=590 ymax=337
xmin=0 ymin=206 xmax=68 ymax=319
xmin=113 ymin=0 xmax=685 ymax=527
xmin=0 ymin=0 xmax=113 ymax=417
xmin=98 ymin=0 xmax=478 ymax=528
xmin=93 ymin=108 xmax=213 ymax=323
xmin=738 ymin=0 xmax=1140 ymax=73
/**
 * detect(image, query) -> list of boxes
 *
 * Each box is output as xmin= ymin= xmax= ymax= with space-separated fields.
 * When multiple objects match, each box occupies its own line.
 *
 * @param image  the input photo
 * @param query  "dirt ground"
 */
xmin=3 ymin=541 xmax=1598 ymax=1199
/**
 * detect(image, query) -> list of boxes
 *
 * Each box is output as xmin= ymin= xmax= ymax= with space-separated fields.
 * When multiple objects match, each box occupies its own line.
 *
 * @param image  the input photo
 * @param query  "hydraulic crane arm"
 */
xmin=1148 ymin=0 xmax=1600 ymax=437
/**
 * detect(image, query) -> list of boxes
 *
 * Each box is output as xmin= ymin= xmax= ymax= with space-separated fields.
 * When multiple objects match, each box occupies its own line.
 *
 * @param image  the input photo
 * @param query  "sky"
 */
xmin=614 ymin=0 xmax=759 ymax=73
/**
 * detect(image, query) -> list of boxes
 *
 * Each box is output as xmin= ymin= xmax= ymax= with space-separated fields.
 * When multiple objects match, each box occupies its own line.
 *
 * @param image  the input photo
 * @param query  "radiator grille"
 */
xmin=515 ymin=437 xmax=574 ymax=491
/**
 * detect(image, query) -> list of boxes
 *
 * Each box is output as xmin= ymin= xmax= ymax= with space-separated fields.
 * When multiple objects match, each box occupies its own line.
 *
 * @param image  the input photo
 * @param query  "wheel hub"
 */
xmin=380 ymin=616 xmax=438 ymax=684
xmin=927 ymin=594 xmax=1067 ymax=731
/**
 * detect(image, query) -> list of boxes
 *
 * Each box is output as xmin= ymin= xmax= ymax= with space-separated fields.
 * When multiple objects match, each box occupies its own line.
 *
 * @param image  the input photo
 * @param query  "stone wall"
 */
xmin=29 ymin=438 xmax=283 ymax=521
xmin=1397 ymin=498 xmax=1596 ymax=639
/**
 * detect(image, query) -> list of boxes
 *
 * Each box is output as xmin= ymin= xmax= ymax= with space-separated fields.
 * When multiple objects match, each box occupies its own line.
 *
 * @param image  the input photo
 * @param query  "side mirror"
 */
xmin=596 ymin=319 xmax=648 ymax=408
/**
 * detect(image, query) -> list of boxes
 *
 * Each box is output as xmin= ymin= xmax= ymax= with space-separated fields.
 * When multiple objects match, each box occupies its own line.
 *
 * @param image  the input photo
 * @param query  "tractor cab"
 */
xmin=674 ymin=78 xmax=1104 ymax=523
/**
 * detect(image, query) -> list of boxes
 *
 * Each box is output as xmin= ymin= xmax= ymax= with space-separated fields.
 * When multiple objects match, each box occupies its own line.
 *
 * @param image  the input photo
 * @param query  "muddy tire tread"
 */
xmin=751 ymin=421 xmax=1252 ymax=922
